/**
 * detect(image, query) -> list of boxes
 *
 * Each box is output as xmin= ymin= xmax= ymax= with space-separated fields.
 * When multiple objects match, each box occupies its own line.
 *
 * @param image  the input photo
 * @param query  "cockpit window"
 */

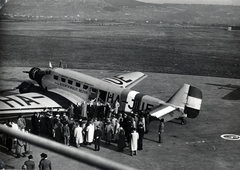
xmin=68 ymin=80 xmax=73 ymax=85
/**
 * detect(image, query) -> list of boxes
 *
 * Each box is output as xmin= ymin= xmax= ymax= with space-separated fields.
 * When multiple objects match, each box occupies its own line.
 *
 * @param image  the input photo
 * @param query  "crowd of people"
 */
xmin=29 ymin=100 xmax=152 ymax=155
xmin=2 ymin=115 xmax=31 ymax=158
xmin=0 ymin=115 xmax=53 ymax=169
xmin=32 ymin=106 xmax=151 ymax=154
xmin=0 ymin=99 xmax=165 ymax=169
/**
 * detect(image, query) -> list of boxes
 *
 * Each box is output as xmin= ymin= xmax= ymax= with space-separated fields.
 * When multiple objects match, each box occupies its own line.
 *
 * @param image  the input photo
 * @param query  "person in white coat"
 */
xmin=130 ymin=128 xmax=139 ymax=156
xmin=74 ymin=122 xmax=83 ymax=147
xmin=86 ymin=121 xmax=94 ymax=145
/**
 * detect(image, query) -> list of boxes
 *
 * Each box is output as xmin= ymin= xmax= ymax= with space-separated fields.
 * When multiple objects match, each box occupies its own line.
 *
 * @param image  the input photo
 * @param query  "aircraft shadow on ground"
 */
xmin=206 ymin=83 xmax=240 ymax=100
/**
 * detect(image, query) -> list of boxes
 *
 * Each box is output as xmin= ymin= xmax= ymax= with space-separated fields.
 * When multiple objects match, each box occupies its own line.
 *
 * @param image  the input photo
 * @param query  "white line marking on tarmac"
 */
xmin=221 ymin=134 xmax=240 ymax=140
xmin=185 ymin=141 xmax=205 ymax=145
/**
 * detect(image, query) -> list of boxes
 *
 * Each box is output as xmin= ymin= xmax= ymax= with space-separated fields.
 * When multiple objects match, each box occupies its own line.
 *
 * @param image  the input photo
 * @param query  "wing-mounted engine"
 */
xmin=17 ymin=80 xmax=45 ymax=94
xmin=16 ymin=81 xmax=33 ymax=93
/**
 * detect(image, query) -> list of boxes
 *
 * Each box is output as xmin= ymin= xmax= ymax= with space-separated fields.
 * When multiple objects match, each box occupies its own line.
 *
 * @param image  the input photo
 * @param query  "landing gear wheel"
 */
xmin=180 ymin=118 xmax=187 ymax=125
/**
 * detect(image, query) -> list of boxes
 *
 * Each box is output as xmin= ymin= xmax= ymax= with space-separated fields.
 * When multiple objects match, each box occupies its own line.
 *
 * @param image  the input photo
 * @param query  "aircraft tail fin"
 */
xmin=167 ymin=84 xmax=203 ymax=118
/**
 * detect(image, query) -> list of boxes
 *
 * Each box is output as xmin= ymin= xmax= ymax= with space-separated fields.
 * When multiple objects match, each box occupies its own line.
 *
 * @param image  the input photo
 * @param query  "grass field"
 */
xmin=0 ymin=21 xmax=240 ymax=79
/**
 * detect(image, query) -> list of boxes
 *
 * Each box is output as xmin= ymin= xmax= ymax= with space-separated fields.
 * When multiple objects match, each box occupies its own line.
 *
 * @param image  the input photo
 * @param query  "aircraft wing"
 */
xmin=0 ymin=92 xmax=66 ymax=120
xmin=0 ymin=87 xmax=87 ymax=120
xmin=103 ymin=72 xmax=147 ymax=88
xmin=48 ymin=88 xmax=85 ymax=105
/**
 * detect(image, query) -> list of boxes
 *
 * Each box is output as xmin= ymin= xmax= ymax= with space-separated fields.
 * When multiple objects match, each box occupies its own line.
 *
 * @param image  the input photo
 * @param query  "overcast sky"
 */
xmin=136 ymin=0 xmax=240 ymax=5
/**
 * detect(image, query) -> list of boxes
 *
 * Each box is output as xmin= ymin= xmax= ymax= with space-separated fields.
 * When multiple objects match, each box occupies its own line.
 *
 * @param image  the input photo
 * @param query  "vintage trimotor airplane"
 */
xmin=0 ymin=62 xmax=202 ymax=124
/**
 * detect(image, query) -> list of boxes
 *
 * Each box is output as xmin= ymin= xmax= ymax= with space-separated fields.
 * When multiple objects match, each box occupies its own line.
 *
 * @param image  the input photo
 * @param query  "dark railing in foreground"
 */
xmin=0 ymin=124 xmax=137 ymax=170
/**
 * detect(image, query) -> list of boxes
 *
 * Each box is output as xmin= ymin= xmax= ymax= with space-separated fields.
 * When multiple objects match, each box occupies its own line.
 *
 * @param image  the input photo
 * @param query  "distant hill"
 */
xmin=0 ymin=0 xmax=240 ymax=26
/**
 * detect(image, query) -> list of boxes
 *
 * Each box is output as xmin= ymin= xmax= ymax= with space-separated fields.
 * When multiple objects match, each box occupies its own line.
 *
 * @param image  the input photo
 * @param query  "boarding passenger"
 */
xmin=81 ymin=101 xmax=88 ymax=118
xmin=114 ymin=101 xmax=120 ymax=115
xmin=67 ymin=104 xmax=75 ymax=120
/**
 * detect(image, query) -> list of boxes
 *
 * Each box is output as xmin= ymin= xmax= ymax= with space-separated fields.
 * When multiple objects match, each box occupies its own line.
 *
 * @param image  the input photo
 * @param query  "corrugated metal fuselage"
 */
xmin=41 ymin=68 xmax=163 ymax=113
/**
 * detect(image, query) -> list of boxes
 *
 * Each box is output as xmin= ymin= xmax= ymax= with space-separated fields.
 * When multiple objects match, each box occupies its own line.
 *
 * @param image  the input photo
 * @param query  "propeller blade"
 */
xmin=23 ymin=71 xmax=30 ymax=74
xmin=49 ymin=61 xmax=53 ymax=68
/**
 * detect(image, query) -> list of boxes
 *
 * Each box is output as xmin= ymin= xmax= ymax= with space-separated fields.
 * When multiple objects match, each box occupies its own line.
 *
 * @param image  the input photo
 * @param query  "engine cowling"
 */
xmin=28 ymin=67 xmax=48 ymax=86
xmin=18 ymin=81 xmax=45 ymax=94
xmin=18 ymin=81 xmax=34 ymax=94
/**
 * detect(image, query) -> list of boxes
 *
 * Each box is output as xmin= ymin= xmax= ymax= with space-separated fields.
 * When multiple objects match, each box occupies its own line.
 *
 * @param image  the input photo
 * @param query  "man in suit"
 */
xmin=24 ymin=154 xmax=35 ymax=170
xmin=39 ymin=153 xmax=51 ymax=170
xmin=63 ymin=123 xmax=70 ymax=146
xmin=94 ymin=126 xmax=102 ymax=151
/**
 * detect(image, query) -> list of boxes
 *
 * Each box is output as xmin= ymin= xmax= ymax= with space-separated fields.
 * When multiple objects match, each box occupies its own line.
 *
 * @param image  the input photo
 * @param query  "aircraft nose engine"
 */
xmin=28 ymin=67 xmax=47 ymax=86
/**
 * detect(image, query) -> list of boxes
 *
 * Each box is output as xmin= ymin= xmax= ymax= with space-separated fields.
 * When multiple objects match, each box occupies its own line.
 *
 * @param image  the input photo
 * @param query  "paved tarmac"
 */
xmin=0 ymin=67 xmax=240 ymax=170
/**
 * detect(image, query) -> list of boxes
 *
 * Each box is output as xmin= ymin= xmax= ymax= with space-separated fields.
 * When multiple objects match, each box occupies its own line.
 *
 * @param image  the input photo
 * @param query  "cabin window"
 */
xmin=83 ymin=85 xmax=88 ymax=90
xmin=54 ymin=75 xmax=58 ymax=80
xmin=68 ymin=80 xmax=73 ymax=85
xmin=76 ymin=82 xmax=81 ymax=87
xmin=61 ymin=78 xmax=66 ymax=82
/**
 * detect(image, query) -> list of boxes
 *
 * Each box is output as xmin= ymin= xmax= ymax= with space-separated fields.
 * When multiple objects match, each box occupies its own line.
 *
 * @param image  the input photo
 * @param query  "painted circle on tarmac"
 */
xmin=221 ymin=134 xmax=240 ymax=141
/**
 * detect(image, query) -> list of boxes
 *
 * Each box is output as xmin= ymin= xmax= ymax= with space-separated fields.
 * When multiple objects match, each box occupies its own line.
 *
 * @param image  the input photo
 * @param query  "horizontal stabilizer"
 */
xmin=150 ymin=105 xmax=176 ymax=118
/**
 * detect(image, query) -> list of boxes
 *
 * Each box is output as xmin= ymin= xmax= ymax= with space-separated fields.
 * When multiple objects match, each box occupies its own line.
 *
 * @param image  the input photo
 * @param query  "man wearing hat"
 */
xmin=39 ymin=153 xmax=51 ymax=170
xmin=24 ymin=154 xmax=35 ymax=170
xmin=94 ymin=125 xmax=102 ymax=151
